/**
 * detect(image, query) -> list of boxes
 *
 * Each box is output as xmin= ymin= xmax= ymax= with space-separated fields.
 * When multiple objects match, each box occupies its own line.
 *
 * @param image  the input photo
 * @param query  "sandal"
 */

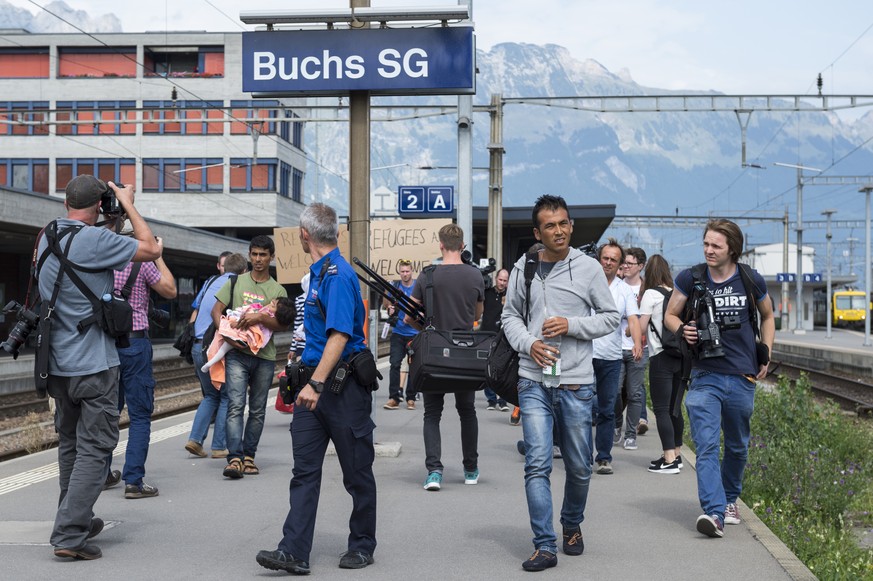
xmin=243 ymin=456 xmax=260 ymax=475
xmin=223 ymin=458 xmax=244 ymax=479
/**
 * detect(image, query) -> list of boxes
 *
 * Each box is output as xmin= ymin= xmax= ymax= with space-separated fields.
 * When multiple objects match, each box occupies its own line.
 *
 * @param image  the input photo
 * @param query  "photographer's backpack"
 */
xmin=407 ymin=266 xmax=495 ymax=394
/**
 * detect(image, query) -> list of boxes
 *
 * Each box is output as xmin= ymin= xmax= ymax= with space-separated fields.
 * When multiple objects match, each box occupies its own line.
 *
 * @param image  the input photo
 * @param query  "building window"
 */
xmin=144 ymin=46 xmax=224 ymax=78
xmin=144 ymin=101 xmax=224 ymax=135
xmin=58 ymin=47 xmax=137 ymax=78
xmin=230 ymin=100 xmax=278 ymax=135
xmin=0 ymin=48 xmax=50 ymax=78
xmin=55 ymin=159 xmax=136 ymax=192
xmin=142 ymin=158 xmax=224 ymax=192
xmin=279 ymin=110 xmax=304 ymax=148
xmin=56 ymin=101 xmax=137 ymax=136
xmin=230 ymin=159 xmax=277 ymax=192
xmin=0 ymin=159 xmax=49 ymax=194
xmin=0 ymin=102 xmax=49 ymax=136
xmin=292 ymin=168 xmax=304 ymax=202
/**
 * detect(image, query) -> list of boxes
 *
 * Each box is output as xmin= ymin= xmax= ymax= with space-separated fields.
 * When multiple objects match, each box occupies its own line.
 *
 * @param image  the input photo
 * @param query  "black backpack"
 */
xmin=484 ymin=251 xmax=539 ymax=406
xmin=648 ymin=286 xmax=682 ymax=359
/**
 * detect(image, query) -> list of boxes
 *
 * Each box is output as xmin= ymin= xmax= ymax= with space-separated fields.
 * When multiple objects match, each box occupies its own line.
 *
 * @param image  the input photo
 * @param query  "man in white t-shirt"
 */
xmin=614 ymin=247 xmax=648 ymax=450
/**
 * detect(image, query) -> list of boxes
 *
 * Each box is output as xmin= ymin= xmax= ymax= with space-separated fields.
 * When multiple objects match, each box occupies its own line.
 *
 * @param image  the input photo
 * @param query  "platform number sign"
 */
xmin=398 ymin=186 xmax=454 ymax=216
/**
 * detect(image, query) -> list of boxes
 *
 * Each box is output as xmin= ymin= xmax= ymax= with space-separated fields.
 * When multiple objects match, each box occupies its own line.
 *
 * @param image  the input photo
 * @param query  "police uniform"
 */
xmin=277 ymin=247 xmax=377 ymax=562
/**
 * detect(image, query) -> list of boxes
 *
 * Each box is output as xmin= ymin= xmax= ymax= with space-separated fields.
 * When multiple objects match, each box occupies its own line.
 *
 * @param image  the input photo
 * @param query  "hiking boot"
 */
xmin=423 ymin=471 xmax=442 ymax=491
xmin=102 ymin=469 xmax=121 ymax=490
xmin=510 ymin=406 xmax=521 ymax=425
xmin=464 ymin=469 xmax=479 ymax=485
xmin=562 ymin=525 xmax=584 ymax=556
xmin=623 ymin=437 xmax=638 ymax=450
xmin=696 ymin=514 xmax=724 ymax=538
xmin=724 ymin=503 xmax=741 ymax=525
xmin=339 ymin=550 xmax=374 ymax=569
xmin=596 ymin=460 xmax=613 ymax=475
xmin=87 ymin=517 xmax=104 ymax=540
xmin=383 ymin=399 xmax=400 ymax=410
xmin=522 ymin=549 xmax=557 ymax=572
xmin=637 ymin=419 xmax=649 ymax=435
xmin=125 ymin=481 xmax=159 ymax=499
xmin=256 ymin=549 xmax=310 ymax=575
xmin=223 ymin=458 xmax=244 ymax=479
xmin=54 ymin=544 xmax=102 ymax=560
xmin=185 ymin=440 xmax=207 ymax=458
xmin=648 ymin=458 xmax=681 ymax=474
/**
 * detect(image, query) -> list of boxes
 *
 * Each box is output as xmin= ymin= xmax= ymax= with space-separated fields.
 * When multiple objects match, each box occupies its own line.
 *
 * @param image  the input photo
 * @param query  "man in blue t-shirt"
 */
xmin=665 ymin=218 xmax=775 ymax=539
xmin=382 ymin=259 xmax=418 ymax=410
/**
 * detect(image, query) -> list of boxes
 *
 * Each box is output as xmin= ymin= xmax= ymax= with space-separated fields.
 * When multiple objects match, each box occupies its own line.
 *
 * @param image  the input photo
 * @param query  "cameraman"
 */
xmin=664 ymin=218 xmax=774 ymax=539
xmin=107 ymin=232 xmax=177 ymax=500
xmin=38 ymin=175 xmax=161 ymax=560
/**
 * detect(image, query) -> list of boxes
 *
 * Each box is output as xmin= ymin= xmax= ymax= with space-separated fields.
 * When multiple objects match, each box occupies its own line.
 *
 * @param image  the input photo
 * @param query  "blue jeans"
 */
xmin=685 ymin=369 xmax=755 ymax=519
xmin=224 ymin=349 xmax=276 ymax=461
xmin=518 ymin=378 xmax=595 ymax=553
xmin=616 ymin=349 xmax=648 ymax=438
xmin=189 ymin=344 xmax=228 ymax=450
xmin=592 ymin=358 xmax=622 ymax=462
xmin=116 ymin=337 xmax=155 ymax=486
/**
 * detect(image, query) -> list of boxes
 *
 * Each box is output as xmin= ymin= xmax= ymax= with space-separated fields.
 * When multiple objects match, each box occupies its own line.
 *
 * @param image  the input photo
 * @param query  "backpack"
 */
xmin=484 ymin=251 xmax=539 ymax=406
xmin=648 ymin=286 xmax=682 ymax=359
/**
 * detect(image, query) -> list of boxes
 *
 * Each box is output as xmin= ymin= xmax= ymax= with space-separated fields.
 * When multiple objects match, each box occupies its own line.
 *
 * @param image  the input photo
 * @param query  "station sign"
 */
xmin=803 ymin=273 xmax=823 ymax=283
xmin=242 ymin=27 xmax=475 ymax=96
xmin=398 ymin=186 xmax=454 ymax=216
xmin=776 ymin=273 xmax=796 ymax=283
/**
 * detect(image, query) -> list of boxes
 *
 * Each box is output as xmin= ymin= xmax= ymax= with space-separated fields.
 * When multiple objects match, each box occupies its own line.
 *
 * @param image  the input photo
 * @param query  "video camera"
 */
xmin=689 ymin=281 xmax=741 ymax=359
xmin=1 ymin=300 xmax=39 ymax=359
xmin=461 ymin=249 xmax=497 ymax=290
xmin=579 ymin=242 xmax=598 ymax=259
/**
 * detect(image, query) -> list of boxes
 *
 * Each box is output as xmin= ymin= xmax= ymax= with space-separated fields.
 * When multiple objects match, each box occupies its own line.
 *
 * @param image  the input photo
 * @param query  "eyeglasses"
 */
xmin=622 ymin=261 xmax=640 ymax=266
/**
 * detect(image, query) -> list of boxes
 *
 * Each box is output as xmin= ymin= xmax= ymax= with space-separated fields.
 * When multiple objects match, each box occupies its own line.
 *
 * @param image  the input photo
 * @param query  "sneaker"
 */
xmin=383 ymin=399 xmax=400 ymax=410
xmin=211 ymin=449 xmax=229 ymax=459
xmin=650 ymin=455 xmax=683 ymax=469
xmin=124 ymin=481 xmax=159 ymax=499
xmin=522 ymin=549 xmax=557 ymax=572
xmin=423 ymin=471 xmax=442 ymax=491
xmin=498 ymin=403 xmax=510 ymax=412
xmin=562 ymin=526 xmax=584 ymax=556
xmin=406 ymin=400 xmax=416 ymax=410
xmin=487 ymin=401 xmax=497 ymax=410
xmin=256 ymin=549 xmax=310 ymax=575
xmin=339 ymin=550 xmax=374 ymax=569
xmin=185 ymin=439 xmax=207 ymax=458
xmin=223 ymin=458 xmax=245 ymax=479
xmin=552 ymin=446 xmax=562 ymax=459
xmin=510 ymin=407 xmax=521 ymax=426
xmin=648 ymin=458 xmax=681 ymax=474
xmin=696 ymin=514 xmax=724 ymax=538
xmin=54 ymin=544 xmax=102 ymax=560
xmin=724 ymin=502 xmax=741 ymax=525
xmin=464 ymin=469 xmax=479 ymax=485
xmin=596 ymin=460 xmax=613 ymax=475
xmin=102 ymin=469 xmax=121 ymax=491
xmin=516 ymin=440 xmax=526 ymax=456
xmin=613 ymin=427 xmax=622 ymax=444
xmin=637 ymin=419 xmax=649 ymax=435
xmin=623 ymin=437 xmax=638 ymax=450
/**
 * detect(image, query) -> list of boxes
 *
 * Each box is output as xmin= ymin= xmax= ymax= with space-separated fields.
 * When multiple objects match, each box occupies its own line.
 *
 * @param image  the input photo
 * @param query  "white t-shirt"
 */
xmin=593 ymin=277 xmax=640 ymax=360
xmin=639 ymin=286 xmax=670 ymax=357
xmin=620 ymin=280 xmax=641 ymax=350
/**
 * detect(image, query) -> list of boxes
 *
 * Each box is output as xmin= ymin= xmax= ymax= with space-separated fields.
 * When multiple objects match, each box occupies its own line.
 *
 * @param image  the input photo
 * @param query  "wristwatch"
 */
xmin=307 ymin=379 xmax=325 ymax=393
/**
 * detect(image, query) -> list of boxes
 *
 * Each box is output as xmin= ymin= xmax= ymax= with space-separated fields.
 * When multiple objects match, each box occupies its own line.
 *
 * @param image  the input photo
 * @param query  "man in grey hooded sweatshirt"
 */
xmin=501 ymin=194 xmax=619 ymax=573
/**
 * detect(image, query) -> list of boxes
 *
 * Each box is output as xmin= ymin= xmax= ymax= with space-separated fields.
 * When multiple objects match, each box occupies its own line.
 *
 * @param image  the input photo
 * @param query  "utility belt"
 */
xmin=279 ymin=349 xmax=382 ymax=405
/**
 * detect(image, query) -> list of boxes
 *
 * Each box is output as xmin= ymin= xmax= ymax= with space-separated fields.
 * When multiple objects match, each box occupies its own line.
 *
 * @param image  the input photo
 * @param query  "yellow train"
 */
xmin=814 ymin=290 xmax=870 ymax=329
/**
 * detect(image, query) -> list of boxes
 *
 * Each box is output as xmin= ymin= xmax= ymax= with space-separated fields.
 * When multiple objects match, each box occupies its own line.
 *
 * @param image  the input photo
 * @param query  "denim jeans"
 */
xmin=388 ymin=332 xmax=416 ymax=403
xmin=189 ymin=345 xmax=228 ymax=450
xmin=224 ymin=349 xmax=277 ymax=461
xmin=518 ymin=378 xmax=595 ymax=553
xmin=615 ymin=349 xmax=648 ymax=438
xmin=116 ymin=337 xmax=155 ymax=486
xmin=422 ymin=390 xmax=478 ymax=473
xmin=592 ymin=358 xmax=622 ymax=462
xmin=685 ymin=369 xmax=755 ymax=519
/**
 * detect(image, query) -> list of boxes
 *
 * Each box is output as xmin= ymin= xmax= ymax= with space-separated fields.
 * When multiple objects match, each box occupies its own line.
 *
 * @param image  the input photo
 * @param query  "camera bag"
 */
xmin=484 ymin=250 xmax=539 ymax=406
xmin=407 ymin=266 xmax=494 ymax=394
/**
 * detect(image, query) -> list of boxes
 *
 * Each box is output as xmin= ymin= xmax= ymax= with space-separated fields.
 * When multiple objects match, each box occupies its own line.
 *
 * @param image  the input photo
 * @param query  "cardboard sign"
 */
xmin=274 ymin=218 xmax=451 ymax=285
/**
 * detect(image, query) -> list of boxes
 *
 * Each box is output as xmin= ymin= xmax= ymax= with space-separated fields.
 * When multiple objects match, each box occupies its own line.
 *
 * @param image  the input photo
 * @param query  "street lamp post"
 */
xmin=822 ymin=209 xmax=836 ymax=339
xmin=860 ymin=185 xmax=873 ymax=347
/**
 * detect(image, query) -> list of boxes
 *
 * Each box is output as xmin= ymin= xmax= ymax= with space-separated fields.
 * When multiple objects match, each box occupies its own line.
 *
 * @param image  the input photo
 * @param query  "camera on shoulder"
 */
xmin=1 ymin=300 xmax=39 ymax=359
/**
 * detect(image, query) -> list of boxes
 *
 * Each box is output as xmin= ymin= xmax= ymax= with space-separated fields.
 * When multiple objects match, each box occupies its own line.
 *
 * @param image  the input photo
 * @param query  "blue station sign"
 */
xmin=242 ymin=27 xmax=475 ymax=96
xmin=398 ymin=186 xmax=454 ymax=216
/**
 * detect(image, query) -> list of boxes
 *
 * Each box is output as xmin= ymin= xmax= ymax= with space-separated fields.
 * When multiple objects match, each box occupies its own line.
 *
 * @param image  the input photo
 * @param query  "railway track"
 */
xmin=768 ymin=359 xmax=873 ymax=416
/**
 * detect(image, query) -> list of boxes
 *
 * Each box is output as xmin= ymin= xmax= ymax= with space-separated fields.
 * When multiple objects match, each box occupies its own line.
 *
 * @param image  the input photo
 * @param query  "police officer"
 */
xmin=257 ymin=203 xmax=377 ymax=575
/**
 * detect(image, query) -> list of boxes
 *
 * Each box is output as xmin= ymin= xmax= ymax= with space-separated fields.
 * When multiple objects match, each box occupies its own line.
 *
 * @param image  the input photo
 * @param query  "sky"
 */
xmin=8 ymin=0 xmax=873 ymax=100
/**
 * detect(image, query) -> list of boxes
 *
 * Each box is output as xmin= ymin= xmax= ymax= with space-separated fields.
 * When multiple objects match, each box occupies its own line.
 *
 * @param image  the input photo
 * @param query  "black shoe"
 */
xmin=522 ymin=549 xmax=557 ymax=572
xmin=339 ymin=550 xmax=374 ymax=569
xmin=562 ymin=526 xmax=584 ymax=556
xmin=102 ymin=470 xmax=121 ymax=490
xmin=124 ymin=482 xmax=159 ymax=499
xmin=256 ymin=549 xmax=310 ymax=575
xmin=54 ymin=544 xmax=102 ymax=560
xmin=87 ymin=517 xmax=104 ymax=540
xmin=516 ymin=440 xmax=526 ymax=456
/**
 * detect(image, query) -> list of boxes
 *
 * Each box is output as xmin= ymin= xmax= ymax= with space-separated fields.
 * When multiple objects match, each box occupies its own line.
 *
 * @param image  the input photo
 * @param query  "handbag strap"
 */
xmin=423 ymin=265 xmax=436 ymax=330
